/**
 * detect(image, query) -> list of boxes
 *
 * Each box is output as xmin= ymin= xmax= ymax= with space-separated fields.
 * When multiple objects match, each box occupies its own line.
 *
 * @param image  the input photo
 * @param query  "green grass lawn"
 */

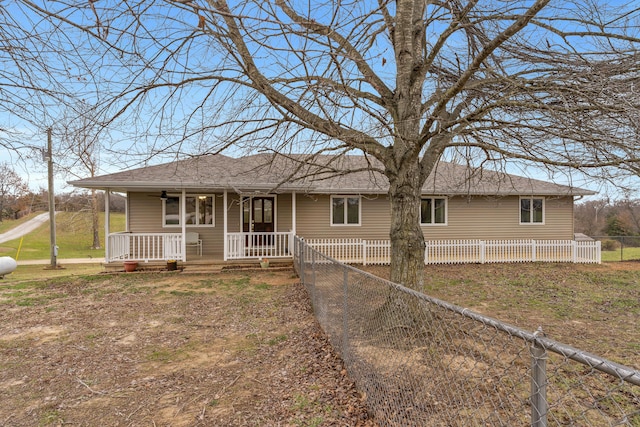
xmin=601 ymin=247 xmax=640 ymax=262
xmin=0 ymin=211 xmax=125 ymax=260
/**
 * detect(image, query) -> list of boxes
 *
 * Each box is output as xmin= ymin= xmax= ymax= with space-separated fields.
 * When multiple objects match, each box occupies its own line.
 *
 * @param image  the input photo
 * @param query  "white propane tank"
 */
xmin=0 ymin=256 xmax=18 ymax=277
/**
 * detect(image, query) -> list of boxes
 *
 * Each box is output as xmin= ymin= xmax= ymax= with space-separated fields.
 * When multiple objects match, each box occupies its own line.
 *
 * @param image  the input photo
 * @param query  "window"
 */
xmin=421 ymin=197 xmax=447 ymax=225
xmin=164 ymin=196 xmax=180 ymax=225
xmin=163 ymin=194 xmax=214 ymax=227
xmin=520 ymin=197 xmax=544 ymax=224
xmin=331 ymin=196 xmax=360 ymax=225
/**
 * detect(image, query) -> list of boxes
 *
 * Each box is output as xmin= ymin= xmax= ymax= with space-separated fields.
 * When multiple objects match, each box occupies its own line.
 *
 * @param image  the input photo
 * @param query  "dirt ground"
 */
xmin=363 ymin=261 xmax=640 ymax=368
xmin=0 ymin=269 xmax=377 ymax=426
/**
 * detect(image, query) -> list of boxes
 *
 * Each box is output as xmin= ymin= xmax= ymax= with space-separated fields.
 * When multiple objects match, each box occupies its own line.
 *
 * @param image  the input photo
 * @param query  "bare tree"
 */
xmin=8 ymin=0 xmax=640 ymax=289
xmin=0 ymin=163 xmax=30 ymax=222
xmin=616 ymin=196 xmax=640 ymax=234
xmin=574 ymin=198 xmax=611 ymax=235
xmin=56 ymin=102 xmax=106 ymax=249
xmin=0 ymin=1 xmax=93 ymax=155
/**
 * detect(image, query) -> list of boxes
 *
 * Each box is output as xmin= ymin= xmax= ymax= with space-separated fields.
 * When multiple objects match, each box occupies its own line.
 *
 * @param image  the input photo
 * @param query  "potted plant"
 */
xmin=123 ymin=260 xmax=138 ymax=273
xmin=166 ymin=259 xmax=178 ymax=271
xmin=260 ymin=258 xmax=269 ymax=268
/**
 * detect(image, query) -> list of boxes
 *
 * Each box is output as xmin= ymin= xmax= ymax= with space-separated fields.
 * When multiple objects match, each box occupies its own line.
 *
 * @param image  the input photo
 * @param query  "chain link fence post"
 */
xmin=531 ymin=328 xmax=548 ymax=427
xmin=310 ymin=246 xmax=316 ymax=302
xmin=342 ymin=266 xmax=349 ymax=360
xmin=299 ymin=237 xmax=306 ymax=286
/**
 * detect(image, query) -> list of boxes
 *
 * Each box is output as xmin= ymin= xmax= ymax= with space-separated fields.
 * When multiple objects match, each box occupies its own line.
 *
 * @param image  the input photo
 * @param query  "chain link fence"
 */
xmin=592 ymin=236 xmax=640 ymax=262
xmin=293 ymin=237 xmax=640 ymax=426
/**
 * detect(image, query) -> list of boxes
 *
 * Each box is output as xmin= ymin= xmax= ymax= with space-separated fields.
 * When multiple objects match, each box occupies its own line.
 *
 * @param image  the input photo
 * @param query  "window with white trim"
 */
xmin=331 ymin=196 xmax=361 ymax=225
xmin=163 ymin=194 xmax=215 ymax=227
xmin=520 ymin=197 xmax=544 ymax=224
xmin=420 ymin=197 xmax=447 ymax=225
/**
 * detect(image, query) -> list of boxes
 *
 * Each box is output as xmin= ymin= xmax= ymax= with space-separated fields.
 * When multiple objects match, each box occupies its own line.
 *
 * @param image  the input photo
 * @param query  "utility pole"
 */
xmin=47 ymin=128 xmax=57 ymax=268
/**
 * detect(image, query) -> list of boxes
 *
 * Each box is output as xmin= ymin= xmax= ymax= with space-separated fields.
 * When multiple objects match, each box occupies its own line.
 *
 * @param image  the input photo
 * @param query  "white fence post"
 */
xmin=480 ymin=240 xmax=486 ymax=264
xmin=363 ymin=240 xmax=367 ymax=265
xmin=424 ymin=241 xmax=428 ymax=264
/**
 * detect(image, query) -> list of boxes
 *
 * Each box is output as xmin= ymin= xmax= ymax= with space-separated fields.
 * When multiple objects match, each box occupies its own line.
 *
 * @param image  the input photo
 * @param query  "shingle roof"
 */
xmin=69 ymin=153 xmax=595 ymax=196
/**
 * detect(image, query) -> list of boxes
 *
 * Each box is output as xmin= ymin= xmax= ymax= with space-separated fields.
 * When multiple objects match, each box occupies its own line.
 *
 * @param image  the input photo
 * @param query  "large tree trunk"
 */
xmin=387 ymin=158 xmax=426 ymax=291
xmin=383 ymin=0 xmax=429 ymax=291
xmin=371 ymin=156 xmax=428 ymax=338
xmin=90 ymin=189 xmax=101 ymax=249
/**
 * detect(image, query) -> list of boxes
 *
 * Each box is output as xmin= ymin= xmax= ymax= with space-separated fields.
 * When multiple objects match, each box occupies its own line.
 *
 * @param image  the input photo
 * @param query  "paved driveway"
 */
xmin=0 ymin=212 xmax=53 ymax=244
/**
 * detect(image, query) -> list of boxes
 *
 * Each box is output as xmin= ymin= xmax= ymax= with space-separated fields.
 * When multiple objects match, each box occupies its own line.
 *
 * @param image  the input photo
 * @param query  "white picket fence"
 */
xmin=305 ymin=238 xmax=601 ymax=265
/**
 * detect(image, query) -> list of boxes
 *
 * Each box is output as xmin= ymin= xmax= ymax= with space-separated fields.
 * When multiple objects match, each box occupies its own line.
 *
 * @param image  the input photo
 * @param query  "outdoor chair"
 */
xmin=185 ymin=232 xmax=202 ymax=256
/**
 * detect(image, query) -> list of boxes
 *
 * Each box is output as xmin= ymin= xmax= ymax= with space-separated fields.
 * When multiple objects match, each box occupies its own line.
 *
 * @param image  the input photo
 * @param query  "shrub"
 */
xmin=601 ymin=239 xmax=620 ymax=251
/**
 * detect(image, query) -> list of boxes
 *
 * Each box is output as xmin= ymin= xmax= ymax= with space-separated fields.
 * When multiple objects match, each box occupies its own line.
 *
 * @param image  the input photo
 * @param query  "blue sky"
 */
xmin=1 ymin=0 xmax=638 ymax=199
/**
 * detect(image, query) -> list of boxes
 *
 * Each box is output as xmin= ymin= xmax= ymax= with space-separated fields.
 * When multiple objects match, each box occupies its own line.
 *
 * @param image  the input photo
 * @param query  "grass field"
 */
xmin=601 ymin=246 xmax=640 ymax=262
xmin=364 ymin=262 xmax=640 ymax=369
xmin=0 ymin=211 xmax=125 ymax=260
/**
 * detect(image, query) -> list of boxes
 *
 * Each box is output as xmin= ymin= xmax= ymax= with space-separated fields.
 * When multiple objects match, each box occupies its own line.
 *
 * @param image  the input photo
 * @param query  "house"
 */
xmin=70 ymin=153 xmax=597 ymax=264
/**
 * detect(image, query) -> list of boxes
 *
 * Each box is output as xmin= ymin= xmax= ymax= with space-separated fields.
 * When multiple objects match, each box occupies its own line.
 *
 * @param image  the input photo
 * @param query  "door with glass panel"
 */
xmin=242 ymin=196 xmax=275 ymax=248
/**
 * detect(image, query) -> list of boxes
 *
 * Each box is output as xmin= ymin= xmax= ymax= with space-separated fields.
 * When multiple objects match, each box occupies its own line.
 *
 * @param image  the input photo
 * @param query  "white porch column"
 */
xmin=125 ymin=191 xmax=130 ymax=232
xmin=291 ymin=192 xmax=296 ymax=259
xmin=104 ymin=189 xmax=111 ymax=263
xmin=291 ymin=191 xmax=296 ymax=236
xmin=181 ymin=188 xmax=186 ymax=261
xmin=223 ymin=190 xmax=228 ymax=261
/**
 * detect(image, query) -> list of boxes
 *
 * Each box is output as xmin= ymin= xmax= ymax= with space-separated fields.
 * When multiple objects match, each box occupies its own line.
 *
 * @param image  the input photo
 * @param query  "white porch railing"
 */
xmin=108 ymin=232 xmax=182 ymax=262
xmin=108 ymin=233 xmax=601 ymax=264
xmin=305 ymin=238 xmax=601 ymax=265
xmin=226 ymin=232 xmax=294 ymax=260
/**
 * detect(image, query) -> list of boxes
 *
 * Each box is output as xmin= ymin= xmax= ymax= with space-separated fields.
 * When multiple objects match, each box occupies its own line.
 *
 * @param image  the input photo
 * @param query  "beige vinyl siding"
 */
xmin=295 ymin=194 xmax=575 ymax=241
xmin=127 ymin=192 xmax=225 ymax=258
xmin=296 ymin=194 xmax=391 ymax=239
xmin=277 ymin=194 xmax=293 ymax=232
xmin=422 ymin=195 xmax=575 ymax=240
xmin=227 ymin=194 xmax=242 ymax=233
xmin=128 ymin=192 xmax=163 ymax=233
xmin=207 ymin=194 xmax=225 ymax=258
xmin=126 ymin=191 xmax=575 ymax=259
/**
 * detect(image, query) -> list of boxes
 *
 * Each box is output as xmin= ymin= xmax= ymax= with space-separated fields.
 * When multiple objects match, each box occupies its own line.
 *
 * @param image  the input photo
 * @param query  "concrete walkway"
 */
xmin=17 ymin=258 xmax=102 ymax=266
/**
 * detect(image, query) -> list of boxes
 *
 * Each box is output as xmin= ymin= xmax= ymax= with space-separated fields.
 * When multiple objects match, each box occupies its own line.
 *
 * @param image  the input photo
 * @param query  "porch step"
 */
xmin=105 ymin=260 xmax=293 ymax=274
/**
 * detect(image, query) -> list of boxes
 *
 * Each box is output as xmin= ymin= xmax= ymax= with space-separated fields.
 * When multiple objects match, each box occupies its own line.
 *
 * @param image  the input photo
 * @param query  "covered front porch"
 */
xmin=103 ymin=190 xmax=298 ymax=263
xmin=106 ymin=231 xmax=295 ymax=263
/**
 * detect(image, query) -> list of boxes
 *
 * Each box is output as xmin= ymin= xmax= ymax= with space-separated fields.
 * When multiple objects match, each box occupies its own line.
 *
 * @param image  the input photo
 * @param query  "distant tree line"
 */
xmin=575 ymin=198 xmax=640 ymax=238
xmin=0 ymin=162 xmax=124 ymax=222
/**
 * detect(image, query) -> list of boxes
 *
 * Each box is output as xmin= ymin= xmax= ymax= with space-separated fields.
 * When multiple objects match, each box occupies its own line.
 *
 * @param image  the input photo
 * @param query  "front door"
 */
xmin=243 ymin=196 xmax=275 ymax=246
xmin=252 ymin=197 xmax=274 ymax=233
